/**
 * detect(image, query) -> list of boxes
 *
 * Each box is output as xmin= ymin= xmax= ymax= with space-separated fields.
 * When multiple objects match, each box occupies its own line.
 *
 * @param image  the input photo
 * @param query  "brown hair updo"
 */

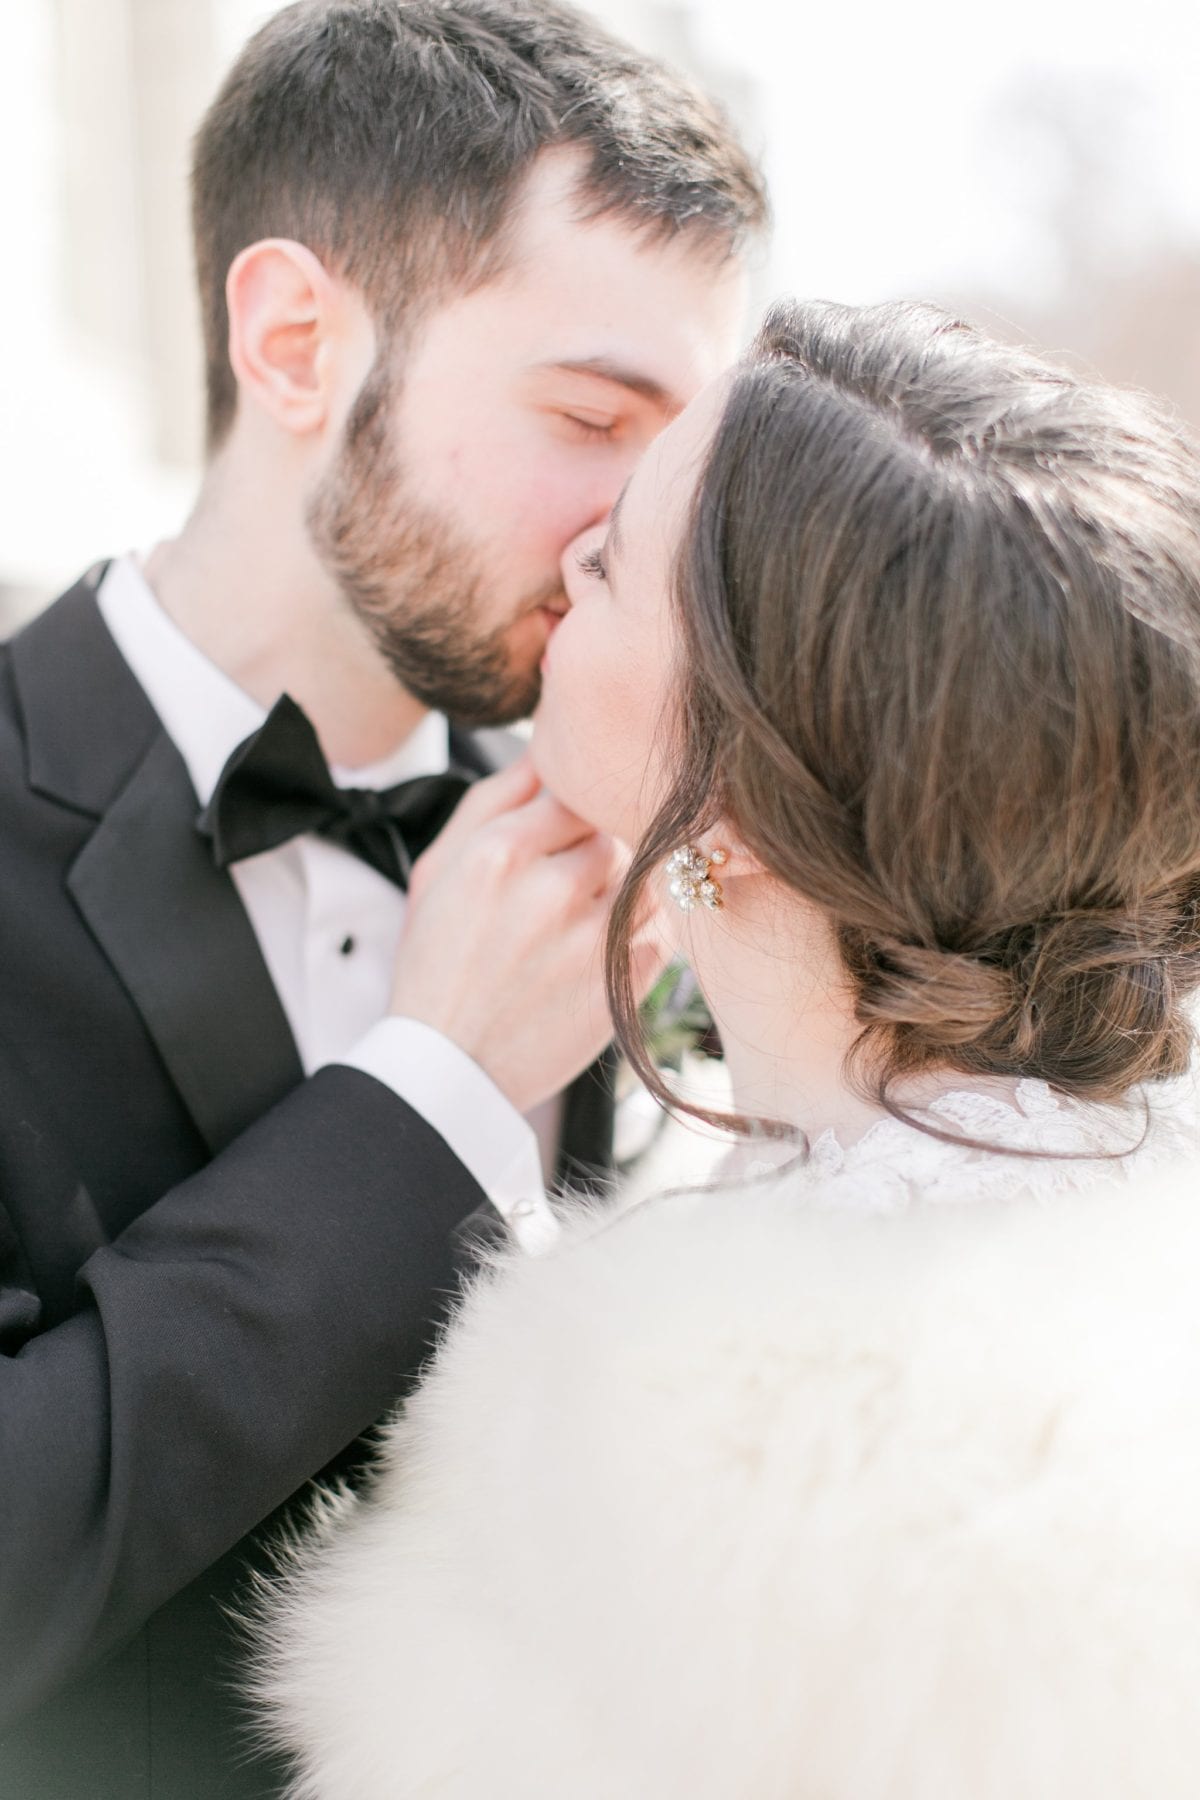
xmin=608 ymin=300 xmax=1200 ymax=1124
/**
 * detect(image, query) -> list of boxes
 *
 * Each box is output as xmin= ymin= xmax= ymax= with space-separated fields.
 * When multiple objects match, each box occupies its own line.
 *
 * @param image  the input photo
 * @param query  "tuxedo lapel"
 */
xmin=11 ymin=576 xmax=303 ymax=1156
xmin=9 ymin=578 xmax=615 ymax=1179
xmin=67 ymin=735 xmax=304 ymax=1154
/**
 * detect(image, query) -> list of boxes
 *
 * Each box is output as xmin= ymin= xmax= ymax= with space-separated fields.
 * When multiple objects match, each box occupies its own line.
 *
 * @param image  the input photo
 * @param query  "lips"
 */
xmin=536 ymin=601 xmax=568 ymax=645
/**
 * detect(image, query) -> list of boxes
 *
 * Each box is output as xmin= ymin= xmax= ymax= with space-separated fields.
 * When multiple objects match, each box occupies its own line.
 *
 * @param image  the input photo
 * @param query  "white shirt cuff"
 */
xmin=331 ymin=1017 xmax=560 ymax=1254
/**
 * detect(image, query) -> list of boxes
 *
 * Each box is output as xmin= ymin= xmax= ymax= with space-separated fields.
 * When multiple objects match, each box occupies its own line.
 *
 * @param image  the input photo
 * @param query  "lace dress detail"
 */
xmin=728 ymin=1074 xmax=1200 ymax=1213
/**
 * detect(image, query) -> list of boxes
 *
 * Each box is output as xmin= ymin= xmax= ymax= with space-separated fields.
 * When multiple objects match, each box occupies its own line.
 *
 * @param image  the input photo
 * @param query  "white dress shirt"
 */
xmin=96 ymin=554 xmax=558 ymax=1252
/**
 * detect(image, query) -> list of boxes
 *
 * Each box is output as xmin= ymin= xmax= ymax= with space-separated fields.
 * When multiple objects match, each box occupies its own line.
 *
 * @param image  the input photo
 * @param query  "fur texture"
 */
xmin=251 ymin=1161 xmax=1200 ymax=1797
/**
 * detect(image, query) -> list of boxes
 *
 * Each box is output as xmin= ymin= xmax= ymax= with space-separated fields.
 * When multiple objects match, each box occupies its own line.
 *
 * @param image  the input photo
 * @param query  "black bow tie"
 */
xmin=197 ymin=695 xmax=473 ymax=888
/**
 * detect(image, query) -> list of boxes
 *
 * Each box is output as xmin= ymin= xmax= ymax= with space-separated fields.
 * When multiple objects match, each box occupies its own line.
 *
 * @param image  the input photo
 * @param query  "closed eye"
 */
xmin=564 ymin=414 xmax=618 ymax=442
xmin=575 ymin=546 xmax=608 ymax=581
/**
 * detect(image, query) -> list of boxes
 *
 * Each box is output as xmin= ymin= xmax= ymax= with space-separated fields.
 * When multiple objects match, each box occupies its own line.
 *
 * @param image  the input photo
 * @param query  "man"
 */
xmin=0 ymin=0 xmax=764 ymax=1792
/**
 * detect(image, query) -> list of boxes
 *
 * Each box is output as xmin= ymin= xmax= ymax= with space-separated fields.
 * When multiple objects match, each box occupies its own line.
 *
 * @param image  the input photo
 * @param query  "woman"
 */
xmin=249 ymin=302 xmax=1200 ymax=1796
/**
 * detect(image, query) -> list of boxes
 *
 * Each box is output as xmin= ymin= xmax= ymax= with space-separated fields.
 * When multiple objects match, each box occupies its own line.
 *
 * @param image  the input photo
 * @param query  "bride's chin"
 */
xmin=527 ymin=719 xmax=564 ymax=798
xmin=528 ymin=726 xmax=598 ymax=828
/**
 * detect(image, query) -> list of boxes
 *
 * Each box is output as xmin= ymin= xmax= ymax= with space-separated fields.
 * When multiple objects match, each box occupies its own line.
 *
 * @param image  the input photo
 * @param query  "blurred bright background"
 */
xmin=4 ymin=0 xmax=1200 ymax=621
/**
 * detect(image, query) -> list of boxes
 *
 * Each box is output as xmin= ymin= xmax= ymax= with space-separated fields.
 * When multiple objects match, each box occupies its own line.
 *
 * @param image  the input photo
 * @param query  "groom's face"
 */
xmin=306 ymin=151 xmax=747 ymax=727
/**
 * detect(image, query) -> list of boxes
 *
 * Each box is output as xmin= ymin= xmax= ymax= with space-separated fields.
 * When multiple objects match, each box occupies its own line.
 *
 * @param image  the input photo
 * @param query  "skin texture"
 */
xmin=531 ymin=377 xmax=729 ymax=844
xmin=136 ymin=148 xmax=746 ymax=1110
xmin=306 ymin=155 xmax=748 ymax=728
xmin=532 ymin=380 xmax=941 ymax=1143
xmin=147 ymin=149 xmax=746 ymax=764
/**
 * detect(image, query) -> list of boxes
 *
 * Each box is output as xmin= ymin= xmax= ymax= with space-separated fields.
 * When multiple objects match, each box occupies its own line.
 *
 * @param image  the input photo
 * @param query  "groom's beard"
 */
xmin=307 ymin=362 xmax=559 ymax=728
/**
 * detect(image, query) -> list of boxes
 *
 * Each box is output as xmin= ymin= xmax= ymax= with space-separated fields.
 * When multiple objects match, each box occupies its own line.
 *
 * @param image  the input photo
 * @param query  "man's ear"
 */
xmin=225 ymin=238 xmax=346 ymax=437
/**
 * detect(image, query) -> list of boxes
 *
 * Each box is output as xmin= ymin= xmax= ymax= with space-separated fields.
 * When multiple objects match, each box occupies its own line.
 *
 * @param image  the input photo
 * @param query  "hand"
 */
xmin=391 ymin=758 xmax=664 ymax=1114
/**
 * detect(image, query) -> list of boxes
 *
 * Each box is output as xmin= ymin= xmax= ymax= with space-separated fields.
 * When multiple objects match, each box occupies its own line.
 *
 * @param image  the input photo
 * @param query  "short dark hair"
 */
xmin=609 ymin=299 xmax=1200 ymax=1129
xmin=191 ymin=0 xmax=767 ymax=450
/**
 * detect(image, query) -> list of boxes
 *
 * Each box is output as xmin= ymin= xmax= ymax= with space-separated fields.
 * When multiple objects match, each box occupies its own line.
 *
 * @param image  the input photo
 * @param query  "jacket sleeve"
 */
xmin=0 ymin=1063 xmax=485 ymax=1725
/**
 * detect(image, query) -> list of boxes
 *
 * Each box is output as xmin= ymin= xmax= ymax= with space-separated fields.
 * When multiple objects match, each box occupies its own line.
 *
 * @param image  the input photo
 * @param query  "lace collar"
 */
xmin=729 ymin=1075 xmax=1200 ymax=1214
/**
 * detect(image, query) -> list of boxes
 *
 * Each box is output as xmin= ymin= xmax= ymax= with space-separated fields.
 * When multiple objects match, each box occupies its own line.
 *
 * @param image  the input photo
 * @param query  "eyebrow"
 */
xmin=537 ymin=356 xmax=680 ymax=414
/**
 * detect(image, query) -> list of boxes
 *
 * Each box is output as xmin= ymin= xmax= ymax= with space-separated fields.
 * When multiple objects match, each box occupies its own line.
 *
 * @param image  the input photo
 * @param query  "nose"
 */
xmin=578 ymin=433 xmax=646 ymax=538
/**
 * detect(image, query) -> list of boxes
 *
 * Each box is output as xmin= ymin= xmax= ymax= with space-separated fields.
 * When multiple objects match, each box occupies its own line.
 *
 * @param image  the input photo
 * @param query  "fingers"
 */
xmin=549 ymin=831 xmax=629 ymax=901
xmin=425 ymin=755 xmax=540 ymax=862
xmin=546 ymin=916 xmax=669 ymax=1063
xmin=391 ymin=754 xmax=674 ymax=1108
xmin=544 ymin=835 xmax=610 ymax=904
xmin=414 ymin=760 xmax=600 ymax=891
xmin=503 ymin=789 xmax=601 ymax=860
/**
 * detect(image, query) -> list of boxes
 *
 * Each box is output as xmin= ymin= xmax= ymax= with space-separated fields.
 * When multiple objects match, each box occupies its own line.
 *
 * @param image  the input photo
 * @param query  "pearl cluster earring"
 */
xmin=666 ymin=845 xmax=727 ymax=913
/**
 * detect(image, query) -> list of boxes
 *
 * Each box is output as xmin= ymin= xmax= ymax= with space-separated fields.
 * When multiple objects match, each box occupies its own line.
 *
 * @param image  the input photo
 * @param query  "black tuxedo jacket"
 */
xmin=0 ymin=570 xmax=613 ymax=1795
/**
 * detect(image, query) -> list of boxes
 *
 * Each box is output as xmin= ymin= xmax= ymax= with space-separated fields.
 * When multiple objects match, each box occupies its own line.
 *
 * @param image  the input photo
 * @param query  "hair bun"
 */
xmin=848 ymin=935 xmax=1014 ymax=1048
xmin=845 ymin=895 xmax=1200 ymax=1099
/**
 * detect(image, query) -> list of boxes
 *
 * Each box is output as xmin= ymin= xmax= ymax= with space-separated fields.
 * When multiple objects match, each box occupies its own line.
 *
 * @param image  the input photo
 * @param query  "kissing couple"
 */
xmin=4 ymin=2 xmax=1200 ymax=1796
